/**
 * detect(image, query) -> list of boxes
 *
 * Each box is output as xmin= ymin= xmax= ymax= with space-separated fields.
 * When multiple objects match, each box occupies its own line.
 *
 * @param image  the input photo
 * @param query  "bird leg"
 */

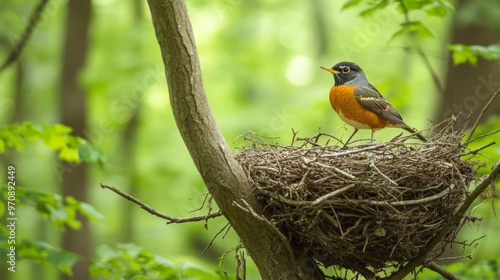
xmin=342 ymin=128 xmax=358 ymax=148
xmin=370 ymin=130 xmax=375 ymax=143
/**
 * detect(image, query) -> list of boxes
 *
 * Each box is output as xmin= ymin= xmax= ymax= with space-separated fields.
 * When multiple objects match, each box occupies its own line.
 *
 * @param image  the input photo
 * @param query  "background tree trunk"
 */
xmin=437 ymin=0 xmax=500 ymax=126
xmin=59 ymin=0 xmax=92 ymax=279
xmin=119 ymin=0 xmax=145 ymax=243
xmin=146 ymin=1 xmax=324 ymax=279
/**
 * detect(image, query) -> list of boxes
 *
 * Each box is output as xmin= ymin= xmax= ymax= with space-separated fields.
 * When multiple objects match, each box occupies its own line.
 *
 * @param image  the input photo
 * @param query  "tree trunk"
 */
xmin=59 ymin=0 xmax=92 ymax=279
xmin=146 ymin=1 xmax=324 ymax=279
xmin=437 ymin=0 xmax=500 ymax=126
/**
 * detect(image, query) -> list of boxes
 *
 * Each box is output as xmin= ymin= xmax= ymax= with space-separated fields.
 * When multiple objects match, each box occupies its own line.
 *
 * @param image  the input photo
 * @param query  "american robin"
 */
xmin=321 ymin=61 xmax=426 ymax=146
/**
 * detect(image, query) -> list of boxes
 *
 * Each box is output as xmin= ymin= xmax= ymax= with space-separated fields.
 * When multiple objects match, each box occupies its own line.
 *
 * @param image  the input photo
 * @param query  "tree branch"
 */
xmin=0 ymin=0 xmax=49 ymax=72
xmin=425 ymin=262 xmax=460 ymax=280
xmin=100 ymin=183 xmax=222 ymax=224
xmin=387 ymin=159 xmax=500 ymax=279
xmin=145 ymin=1 xmax=323 ymax=279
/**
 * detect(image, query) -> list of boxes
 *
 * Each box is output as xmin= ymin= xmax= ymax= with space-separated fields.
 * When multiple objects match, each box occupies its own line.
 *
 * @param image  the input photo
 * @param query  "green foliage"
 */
xmin=1 ymin=184 xmax=104 ymax=230
xmin=449 ymin=44 xmax=500 ymax=66
xmin=0 ymin=122 xmax=104 ymax=164
xmin=1 ymin=184 xmax=103 ymax=275
xmin=0 ymin=0 xmax=497 ymax=279
xmin=91 ymin=244 xmax=224 ymax=280
xmin=342 ymin=0 xmax=454 ymax=39
xmin=392 ymin=21 xmax=435 ymax=39
xmin=17 ymin=240 xmax=78 ymax=276
xmin=419 ymin=257 xmax=500 ymax=279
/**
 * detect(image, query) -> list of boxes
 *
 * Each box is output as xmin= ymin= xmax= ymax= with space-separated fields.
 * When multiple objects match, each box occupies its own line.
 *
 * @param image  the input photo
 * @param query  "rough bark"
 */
xmin=59 ymin=0 xmax=92 ymax=279
xmin=146 ymin=1 xmax=323 ymax=279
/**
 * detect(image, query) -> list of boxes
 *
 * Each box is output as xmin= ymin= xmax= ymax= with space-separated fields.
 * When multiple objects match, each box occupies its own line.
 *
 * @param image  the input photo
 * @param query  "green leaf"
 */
xmin=91 ymin=244 xmax=225 ymax=280
xmin=0 ymin=122 xmax=104 ymax=164
xmin=181 ymin=263 xmax=221 ymax=280
xmin=392 ymin=21 xmax=435 ymax=39
xmin=425 ymin=0 xmax=454 ymax=17
xmin=21 ymin=122 xmax=43 ymax=139
xmin=449 ymin=44 xmax=500 ymax=66
xmin=78 ymin=201 xmax=105 ymax=221
xmin=78 ymin=140 xmax=104 ymax=164
xmin=18 ymin=240 xmax=78 ymax=275
xmin=342 ymin=0 xmax=363 ymax=10
xmin=0 ymin=128 xmax=24 ymax=151
xmin=50 ymin=123 xmax=73 ymax=134
xmin=2 ymin=186 xmax=103 ymax=230
xmin=360 ymin=0 xmax=389 ymax=17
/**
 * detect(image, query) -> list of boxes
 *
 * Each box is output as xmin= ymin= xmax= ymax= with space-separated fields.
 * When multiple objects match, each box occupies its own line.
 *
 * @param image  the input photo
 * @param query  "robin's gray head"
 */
xmin=321 ymin=61 xmax=369 ymax=87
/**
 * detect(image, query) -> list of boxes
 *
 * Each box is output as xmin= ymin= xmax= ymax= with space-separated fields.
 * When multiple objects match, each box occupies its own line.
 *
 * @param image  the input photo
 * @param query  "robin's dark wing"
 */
xmin=353 ymin=86 xmax=406 ymax=126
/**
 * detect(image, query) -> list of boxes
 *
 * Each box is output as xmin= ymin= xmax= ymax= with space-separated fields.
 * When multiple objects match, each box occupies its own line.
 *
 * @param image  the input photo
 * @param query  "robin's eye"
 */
xmin=342 ymin=66 xmax=350 ymax=73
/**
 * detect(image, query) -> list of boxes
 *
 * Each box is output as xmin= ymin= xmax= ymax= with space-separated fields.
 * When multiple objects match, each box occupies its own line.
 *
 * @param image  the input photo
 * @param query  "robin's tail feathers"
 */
xmin=402 ymin=126 xmax=427 ymax=142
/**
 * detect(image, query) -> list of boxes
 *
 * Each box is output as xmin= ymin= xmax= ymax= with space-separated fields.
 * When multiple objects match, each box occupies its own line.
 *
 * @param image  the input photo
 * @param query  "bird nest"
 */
xmin=236 ymin=124 xmax=477 ymax=273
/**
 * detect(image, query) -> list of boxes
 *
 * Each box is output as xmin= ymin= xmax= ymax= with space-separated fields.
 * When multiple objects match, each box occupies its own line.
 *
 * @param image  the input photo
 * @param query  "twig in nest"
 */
xmin=100 ymin=183 xmax=222 ymax=224
xmin=322 ymin=143 xmax=390 ymax=157
xmin=366 ymin=184 xmax=455 ymax=206
xmin=369 ymin=155 xmax=398 ymax=186
xmin=311 ymin=184 xmax=356 ymax=206
xmin=310 ymin=162 xmax=356 ymax=179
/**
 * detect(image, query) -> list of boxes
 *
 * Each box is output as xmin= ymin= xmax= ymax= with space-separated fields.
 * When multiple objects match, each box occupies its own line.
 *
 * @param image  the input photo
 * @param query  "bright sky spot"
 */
xmin=286 ymin=56 xmax=313 ymax=86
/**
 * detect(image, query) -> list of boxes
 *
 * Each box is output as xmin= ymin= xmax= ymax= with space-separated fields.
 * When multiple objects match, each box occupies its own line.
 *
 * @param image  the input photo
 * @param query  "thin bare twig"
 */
xmin=468 ymin=128 xmax=500 ymax=143
xmin=202 ymin=223 xmax=231 ymax=254
xmin=465 ymin=87 xmax=500 ymax=143
xmin=461 ymin=141 xmax=496 ymax=156
xmin=435 ymin=241 xmax=481 ymax=261
xmin=189 ymin=192 xmax=210 ymax=213
xmin=100 ymin=183 xmax=222 ymax=224
xmin=398 ymin=0 xmax=444 ymax=95
xmin=0 ymin=0 xmax=50 ymax=72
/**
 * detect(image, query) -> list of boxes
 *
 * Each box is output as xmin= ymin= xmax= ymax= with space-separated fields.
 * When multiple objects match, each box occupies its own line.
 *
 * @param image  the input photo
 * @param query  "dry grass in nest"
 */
xmin=236 ymin=122 xmax=478 ymax=273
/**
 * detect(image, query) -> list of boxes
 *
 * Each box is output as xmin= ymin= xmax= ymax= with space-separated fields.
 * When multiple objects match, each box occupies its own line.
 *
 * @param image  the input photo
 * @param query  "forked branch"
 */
xmin=388 ymin=159 xmax=500 ymax=280
xmin=100 ymin=183 xmax=222 ymax=224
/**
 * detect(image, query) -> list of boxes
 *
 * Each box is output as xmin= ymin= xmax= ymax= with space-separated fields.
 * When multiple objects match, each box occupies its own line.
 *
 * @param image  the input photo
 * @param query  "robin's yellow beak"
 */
xmin=320 ymin=66 xmax=339 ymax=74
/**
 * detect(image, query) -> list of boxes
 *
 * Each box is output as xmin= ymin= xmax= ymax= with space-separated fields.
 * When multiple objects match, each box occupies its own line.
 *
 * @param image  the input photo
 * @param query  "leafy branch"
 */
xmin=0 ymin=122 xmax=103 ymax=164
xmin=449 ymin=44 xmax=500 ymax=66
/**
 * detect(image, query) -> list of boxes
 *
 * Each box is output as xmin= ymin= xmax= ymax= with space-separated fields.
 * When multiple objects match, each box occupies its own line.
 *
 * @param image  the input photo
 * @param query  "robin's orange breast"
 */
xmin=329 ymin=85 xmax=389 ymax=131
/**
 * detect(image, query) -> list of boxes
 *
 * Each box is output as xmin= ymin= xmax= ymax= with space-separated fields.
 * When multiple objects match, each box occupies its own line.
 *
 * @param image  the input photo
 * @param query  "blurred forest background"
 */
xmin=0 ymin=0 xmax=499 ymax=279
